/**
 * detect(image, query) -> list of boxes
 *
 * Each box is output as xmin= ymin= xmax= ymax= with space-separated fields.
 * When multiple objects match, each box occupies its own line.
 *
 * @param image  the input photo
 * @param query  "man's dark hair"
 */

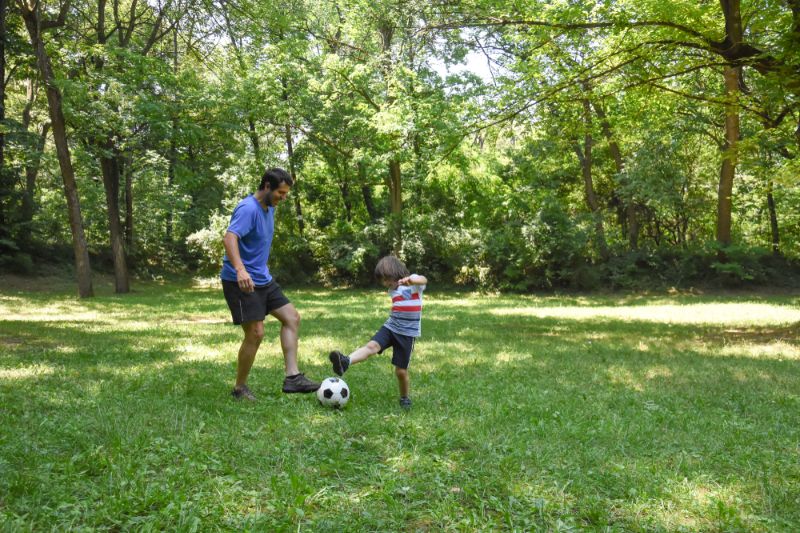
xmin=259 ymin=167 xmax=293 ymax=191
xmin=374 ymin=255 xmax=410 ymax=281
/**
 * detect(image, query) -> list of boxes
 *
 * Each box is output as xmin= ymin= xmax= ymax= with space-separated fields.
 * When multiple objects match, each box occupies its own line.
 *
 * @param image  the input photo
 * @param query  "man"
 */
xmin=221 ymin=167 xmax=319 ymax=400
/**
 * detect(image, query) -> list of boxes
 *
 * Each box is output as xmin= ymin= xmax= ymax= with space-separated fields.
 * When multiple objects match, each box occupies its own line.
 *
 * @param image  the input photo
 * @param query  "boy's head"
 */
xmin=374 ymin=255 xmax=409 ymax=287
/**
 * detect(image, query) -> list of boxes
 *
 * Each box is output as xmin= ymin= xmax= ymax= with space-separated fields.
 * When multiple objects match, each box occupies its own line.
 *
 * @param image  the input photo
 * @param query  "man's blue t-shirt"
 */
xmin=220 ymin=195 xmax=274 ymax=286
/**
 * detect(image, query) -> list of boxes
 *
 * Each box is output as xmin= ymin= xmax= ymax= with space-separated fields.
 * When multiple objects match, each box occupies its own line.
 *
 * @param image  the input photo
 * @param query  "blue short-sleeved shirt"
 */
xmin=220 ymin=195 xmax=274 ymax=286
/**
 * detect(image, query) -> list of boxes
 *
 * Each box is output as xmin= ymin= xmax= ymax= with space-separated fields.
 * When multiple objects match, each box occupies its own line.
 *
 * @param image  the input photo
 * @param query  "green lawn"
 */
xmin=1 ymin=277 xmax=799 ymax=531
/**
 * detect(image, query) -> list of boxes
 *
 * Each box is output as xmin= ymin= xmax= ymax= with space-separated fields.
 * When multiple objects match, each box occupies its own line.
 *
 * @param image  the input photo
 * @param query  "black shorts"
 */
xmin=372 ymin=326 xmax=416 ymax=369
xmin=222 ymin=280 xmax=291 ymax=325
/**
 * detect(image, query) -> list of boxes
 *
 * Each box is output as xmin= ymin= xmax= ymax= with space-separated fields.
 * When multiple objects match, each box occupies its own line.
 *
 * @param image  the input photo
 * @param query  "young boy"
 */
xmin=329 ymin=255 xmax=427 ymax=409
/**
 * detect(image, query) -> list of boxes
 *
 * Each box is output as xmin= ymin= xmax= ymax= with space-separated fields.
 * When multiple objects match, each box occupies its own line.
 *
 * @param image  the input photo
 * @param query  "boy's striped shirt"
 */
xmin=383 ymin=280 xmax=425 ymax=337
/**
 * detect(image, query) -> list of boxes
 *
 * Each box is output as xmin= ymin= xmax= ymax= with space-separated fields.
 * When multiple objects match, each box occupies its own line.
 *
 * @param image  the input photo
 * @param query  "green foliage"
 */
xmin=307 ymin=220 xmax=383 ymax=286
xmin=185 ymin=212 xmax=228 ymax=274
xmin=3 ymin=0 xmax=800 ymax=291
xmin=0 ymin=239 xmax=34 ymax=275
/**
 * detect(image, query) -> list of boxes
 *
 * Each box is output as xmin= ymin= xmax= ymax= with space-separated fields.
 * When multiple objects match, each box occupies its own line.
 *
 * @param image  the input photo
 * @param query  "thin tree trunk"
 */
xmin=20 ymin=79 xmax=47 ymax=244
xmin=359 ymin=162 xmax=378 ymax=222
xmin=166 ymin=122 xmax=176 ymax=242
xmin=593 ymin=100 xmax=638 ymax=249
xmin=100 ymin=143 xmax=129 ymax=292
xmin=717 ymin=66 xmax=740 ymax=247
xmin=766 ymin=181 xmax=780 ymax=256
xmin=388 ymin=159 xmax=402 ymax=254
xmin=284 ymin=123 xmax=304 ymax=234
xmin=379 ymin=22 xmax=402 ymax=255
xmin=166 ymin=29 xmax=178 ymax=243
xmin=95 ymin=1 xmax=129 ymax=293
xmin=124 ymin=150 xmax=134 ymax=251
xmin=220 ymin=1 xmax=261 ymax=162
xmin=249 ymin=119 xmax=260 ymax=161
xmin=20 ymin=2 xmax=94 ymax=297
xmin=21 ymin=123 xmax=49 ymax=239
xmin=0 ymin=0 xmax=7 ymax=237
xmin=576 ymin=99 xmax=609 ymax=261
xmin=335 ymin=162 xmax=353 ymax=222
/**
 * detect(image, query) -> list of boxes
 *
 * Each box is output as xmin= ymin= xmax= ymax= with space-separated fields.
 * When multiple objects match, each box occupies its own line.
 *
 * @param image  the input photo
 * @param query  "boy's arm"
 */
xmin=398 ymin=274 xmax=427 ymax=286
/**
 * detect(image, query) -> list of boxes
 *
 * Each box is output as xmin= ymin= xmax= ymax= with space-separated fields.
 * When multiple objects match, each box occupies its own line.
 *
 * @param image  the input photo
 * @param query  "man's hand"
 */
xmin=237 ymin=268 xmax=255 ymax=293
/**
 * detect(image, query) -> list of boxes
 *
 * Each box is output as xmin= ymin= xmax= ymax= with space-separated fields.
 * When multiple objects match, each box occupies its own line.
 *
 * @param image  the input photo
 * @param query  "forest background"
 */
xmin=1 ymin=0 xmax=799 ymax=296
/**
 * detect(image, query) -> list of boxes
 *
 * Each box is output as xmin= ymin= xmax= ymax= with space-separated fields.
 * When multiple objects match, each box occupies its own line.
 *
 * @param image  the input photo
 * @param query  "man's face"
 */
xmin=267 ymin=183 xmax=291 ymax=206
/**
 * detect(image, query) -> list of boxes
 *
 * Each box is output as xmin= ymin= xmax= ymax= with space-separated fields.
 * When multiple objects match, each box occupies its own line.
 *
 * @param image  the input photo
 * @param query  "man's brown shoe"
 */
xmin=282 ymin=373 xmax=320 ymax=393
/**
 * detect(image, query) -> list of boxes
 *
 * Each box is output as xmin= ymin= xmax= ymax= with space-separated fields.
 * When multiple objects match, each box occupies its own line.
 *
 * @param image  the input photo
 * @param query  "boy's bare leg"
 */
xmin=395 ymin=367 xmax=409 ymax=398
xmin=349 ymin=340 xmax=381 ymax=365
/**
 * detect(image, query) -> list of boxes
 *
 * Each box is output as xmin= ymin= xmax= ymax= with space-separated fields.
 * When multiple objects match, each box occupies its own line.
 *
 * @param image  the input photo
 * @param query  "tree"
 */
xmin=17 ymin=0 xmax=93 ymax=297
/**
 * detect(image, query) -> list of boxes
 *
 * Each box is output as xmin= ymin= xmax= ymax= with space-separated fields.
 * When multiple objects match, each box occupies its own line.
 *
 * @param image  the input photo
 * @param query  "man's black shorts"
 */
xmin=372 ymin=325 xmax=416 ymax=369
xmin=222 ymin=280 xmax=291 ymax=325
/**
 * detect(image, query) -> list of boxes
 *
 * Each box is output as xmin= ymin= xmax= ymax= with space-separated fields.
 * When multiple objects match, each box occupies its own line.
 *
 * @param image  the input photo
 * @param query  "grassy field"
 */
xmin=1 ymin=276 xmax=799 ymax=531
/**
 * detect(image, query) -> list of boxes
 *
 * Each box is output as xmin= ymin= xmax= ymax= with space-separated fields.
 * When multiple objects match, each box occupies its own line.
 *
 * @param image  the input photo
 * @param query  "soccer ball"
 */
xmin=316 ymin=377 xmax=350 ymax=408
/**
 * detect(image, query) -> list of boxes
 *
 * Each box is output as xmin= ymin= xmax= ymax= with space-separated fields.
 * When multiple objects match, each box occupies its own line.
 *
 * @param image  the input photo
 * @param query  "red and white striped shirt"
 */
xmin=383 ymin=280 xmax=425 ymax=337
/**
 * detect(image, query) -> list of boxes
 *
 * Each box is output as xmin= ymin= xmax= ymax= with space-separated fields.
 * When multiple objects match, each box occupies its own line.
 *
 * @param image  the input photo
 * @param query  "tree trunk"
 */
xmin=593 ymin=100 xmax=638 ymax=249
xmin=124 ymin=151 xmax=134 ymax=251
xmin=359 ymin=162 xmax=379 ymax=222
xmin=716 ymin=66 xmax=740 ymax=246
xmin=166 ymin=122 xmax=176 ymax=242
xmin=20 ymin=3 xmax=94 ymax=297
xmin=0 ymin=0 xmax=7 ymax=238
xmin=284 ymin=123 xmax=304 ymax=235
xmin=20 ymin=79 xmax=47 ymax=246
xmin=166 ymin=29 xmax=178 ymax=244
xmin=716 ymin=1 xmax=743 ymax=248
xmin=20 ymin=123 xmax=49 ymax=244
xmin=766 ymin=181 xmax=780 ymax=256
xmin=100 ymin=143 xmax=129 ymax=292
xmin=249 ymin=118 xmax=261 ymax=162
xmin=388 ymin=159 xmax=402 ymax=254
xmin=94 ymin=3 xmax=129 ymax=293
xmin=575 ymin=99 xmax=609 ymax=261
xmin=338 ymin=168 xmax=352 ymax=222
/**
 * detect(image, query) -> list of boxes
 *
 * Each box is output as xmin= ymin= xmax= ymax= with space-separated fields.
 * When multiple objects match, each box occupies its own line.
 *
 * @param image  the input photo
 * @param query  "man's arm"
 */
xmin=223 ymin=231 xmax=255 ymax=293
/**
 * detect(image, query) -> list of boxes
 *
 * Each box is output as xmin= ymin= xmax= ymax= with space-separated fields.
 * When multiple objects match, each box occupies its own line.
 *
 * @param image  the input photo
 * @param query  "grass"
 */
xmin=1 ymin=276 xmax=799 ymax=531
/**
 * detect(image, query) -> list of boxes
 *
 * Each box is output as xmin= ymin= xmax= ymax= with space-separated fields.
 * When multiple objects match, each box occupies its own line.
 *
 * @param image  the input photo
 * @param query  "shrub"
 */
xmin=307 ymin=220 xmax=383 ymax=286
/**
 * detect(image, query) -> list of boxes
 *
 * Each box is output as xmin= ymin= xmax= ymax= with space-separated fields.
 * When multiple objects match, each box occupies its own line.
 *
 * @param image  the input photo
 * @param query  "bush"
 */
xmin=399 ymin=211 xmax=482 ymax=285
xmin=0 ymin=252 xmax=35 ymax=275
xmin=307 ymin=220 xmax=383 ymax=286
xmin=185 ymin=212 xmax=229 ymax=274
xmin=479 ymin=196 xmax=590 ymax=291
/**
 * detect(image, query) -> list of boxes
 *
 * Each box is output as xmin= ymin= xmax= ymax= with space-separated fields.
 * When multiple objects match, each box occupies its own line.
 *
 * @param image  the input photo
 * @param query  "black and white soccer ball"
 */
xmin=316 ymin=377 xmax=350 ymax=408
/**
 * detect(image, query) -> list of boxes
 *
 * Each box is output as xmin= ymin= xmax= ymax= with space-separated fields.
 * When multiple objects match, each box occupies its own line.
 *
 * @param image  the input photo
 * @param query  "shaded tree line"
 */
xmin=1 ymin=0 xmax=798 ymax=295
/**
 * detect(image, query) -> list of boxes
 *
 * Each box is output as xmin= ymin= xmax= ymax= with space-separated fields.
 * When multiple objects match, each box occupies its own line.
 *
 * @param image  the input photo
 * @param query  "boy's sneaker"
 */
xmin=399 ymin=396 xmax=412 ymax=409
xmin=329 ymin=350 xmax=350 ymax=376
xmin=282 ymin=373 xmax=320 ymax=393
xmin=232 ymin=384 xmax=257 ymax=401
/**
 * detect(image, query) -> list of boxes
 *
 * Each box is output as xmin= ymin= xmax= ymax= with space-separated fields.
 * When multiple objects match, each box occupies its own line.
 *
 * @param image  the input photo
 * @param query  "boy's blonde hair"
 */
xmin=374 ymin=255 xmax=410 ymax=281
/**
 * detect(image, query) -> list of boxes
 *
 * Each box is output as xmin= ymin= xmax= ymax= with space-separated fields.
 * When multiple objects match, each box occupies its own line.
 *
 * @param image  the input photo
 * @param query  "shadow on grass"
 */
xmin=2 ymin=286 xmax=800 ymax=530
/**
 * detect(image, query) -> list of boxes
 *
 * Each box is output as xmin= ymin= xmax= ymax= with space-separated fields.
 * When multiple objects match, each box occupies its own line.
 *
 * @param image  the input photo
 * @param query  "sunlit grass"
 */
xmin=490 ymin=302 xmax=800 ymax=325
xmin=1 ymin=278 xmax=799 ymax=530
